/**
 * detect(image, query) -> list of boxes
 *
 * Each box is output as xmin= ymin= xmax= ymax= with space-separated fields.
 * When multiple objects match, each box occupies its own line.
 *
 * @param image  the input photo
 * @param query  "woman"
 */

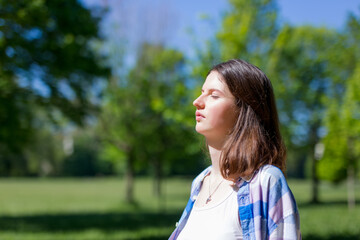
xmin=169 ymin=59 xmax=301 ymax=240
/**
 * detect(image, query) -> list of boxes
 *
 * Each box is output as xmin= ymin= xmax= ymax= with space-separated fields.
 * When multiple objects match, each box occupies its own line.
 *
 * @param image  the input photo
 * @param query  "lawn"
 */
xmin=0 ymin=177 xmax=359 ymax=240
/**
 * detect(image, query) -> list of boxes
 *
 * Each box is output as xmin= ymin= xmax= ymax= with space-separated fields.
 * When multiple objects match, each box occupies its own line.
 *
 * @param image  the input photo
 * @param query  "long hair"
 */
xmin=210 ymin=59 xmax=286 ymax=180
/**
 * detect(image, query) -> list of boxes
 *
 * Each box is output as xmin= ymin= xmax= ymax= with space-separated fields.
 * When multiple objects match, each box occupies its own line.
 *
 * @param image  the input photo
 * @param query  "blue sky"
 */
xmin=167 ymin=0 xmax=360 ymax=56
xmin=84 ymin=0 xmax=360 ymax=62
xmin=277 ymin=0 xmax=359 ymax=28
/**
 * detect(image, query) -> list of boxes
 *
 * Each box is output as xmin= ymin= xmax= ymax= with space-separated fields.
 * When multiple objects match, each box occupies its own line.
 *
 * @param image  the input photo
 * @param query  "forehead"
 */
xmin=202 ymin=71 xmax=226 ymax=91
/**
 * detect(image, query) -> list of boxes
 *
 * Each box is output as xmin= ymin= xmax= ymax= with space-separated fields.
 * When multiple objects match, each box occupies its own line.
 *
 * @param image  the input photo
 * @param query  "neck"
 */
xmin=208 ymin=145 xmax=223 ymax=178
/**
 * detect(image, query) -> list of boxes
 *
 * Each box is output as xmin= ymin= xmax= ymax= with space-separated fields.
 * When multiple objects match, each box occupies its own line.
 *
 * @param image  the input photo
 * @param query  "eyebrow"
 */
xmin=201 ymin=88 xmax=225 ymax=94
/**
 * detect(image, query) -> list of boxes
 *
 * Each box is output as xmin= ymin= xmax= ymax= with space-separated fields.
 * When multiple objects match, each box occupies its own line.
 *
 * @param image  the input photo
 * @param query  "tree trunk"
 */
xmin=347 ymin=166 xmax=356 ymax=209
xmin=310 ymin=153 xmax=320 ymax=203
xmin=125 ymin=148 xmax=135 ymax=203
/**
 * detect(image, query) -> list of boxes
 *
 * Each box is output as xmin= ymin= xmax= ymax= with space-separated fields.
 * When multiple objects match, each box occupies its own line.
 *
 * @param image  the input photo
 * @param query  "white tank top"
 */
xmin=177 ymin=189 xmax=243 ymax=240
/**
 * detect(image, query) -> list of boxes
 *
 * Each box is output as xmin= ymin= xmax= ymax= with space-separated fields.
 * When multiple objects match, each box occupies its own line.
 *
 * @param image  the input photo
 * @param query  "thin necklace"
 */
xmin=206 ymin=176 xmax=224 ymax=204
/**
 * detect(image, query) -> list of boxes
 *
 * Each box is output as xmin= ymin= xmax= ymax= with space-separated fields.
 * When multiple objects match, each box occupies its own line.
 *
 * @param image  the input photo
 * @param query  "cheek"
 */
xmin=208 ymin=103 xmax=237 ymax=129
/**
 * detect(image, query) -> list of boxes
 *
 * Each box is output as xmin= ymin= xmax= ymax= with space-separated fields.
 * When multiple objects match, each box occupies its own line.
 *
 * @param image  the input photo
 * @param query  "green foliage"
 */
xmin=99 ymin=43 xmax=205 ymax=179
xmin=266 ymin=25 xmax=341 ymax=178
xmin=217 ymin=0 xmax=279 ymax=64
xmin=0 ymin=0 xmax=109 ymax=176
xmin=318 ymin=64 xmax=360 ymax=182
xmin=24 ymin=125 xmax=65 ymax=176
xmin=99 ymin=143 xmax=127 ymax=175
xmin=318 ymin=103 xmax=348 ymax=182
xmin=61 ymin=128 xmax=114 ymax=177
xmin=317 ymin=11 xmax=360 ymax=183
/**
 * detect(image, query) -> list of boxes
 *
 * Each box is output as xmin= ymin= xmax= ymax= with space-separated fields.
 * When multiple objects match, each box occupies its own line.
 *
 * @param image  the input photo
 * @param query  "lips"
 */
xmin=195 ymin=111 xmax=205 ymax=121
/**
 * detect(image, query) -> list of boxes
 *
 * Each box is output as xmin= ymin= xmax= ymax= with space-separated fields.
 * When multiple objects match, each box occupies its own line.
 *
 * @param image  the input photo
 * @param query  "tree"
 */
xmin=318 ymin=65 xmax=360 ymax=208
xmin=318 ymin=11 xmax=360 ymax=208
xmin=217 ymin=0 xmax=279 ymax=65
xmin=99 ymin=43 xmax=204 ymax=203
xmin=0 ymin=0 xmax=109 ymax=175
xmin=267 ymin=25 xmax=342 ymax=203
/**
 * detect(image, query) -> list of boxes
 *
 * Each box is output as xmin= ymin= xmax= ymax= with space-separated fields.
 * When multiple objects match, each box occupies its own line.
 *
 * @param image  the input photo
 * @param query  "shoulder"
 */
xmin=249 ymin=165 xmax=292 ymax=201
xmin=258 ymin=164 xmax=285 ymax=178
xmin=254 ymin=164 xmax=287 ymax=187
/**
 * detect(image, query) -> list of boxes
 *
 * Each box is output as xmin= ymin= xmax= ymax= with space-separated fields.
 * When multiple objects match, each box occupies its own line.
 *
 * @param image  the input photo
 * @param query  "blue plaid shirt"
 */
xmin=169 ymin=165 xmax=301 ymax=240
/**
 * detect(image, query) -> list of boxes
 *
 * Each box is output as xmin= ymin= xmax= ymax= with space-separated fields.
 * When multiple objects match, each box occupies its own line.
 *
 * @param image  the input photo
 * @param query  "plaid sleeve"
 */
xmin=263 ymin=166 xmax=301 ymax=240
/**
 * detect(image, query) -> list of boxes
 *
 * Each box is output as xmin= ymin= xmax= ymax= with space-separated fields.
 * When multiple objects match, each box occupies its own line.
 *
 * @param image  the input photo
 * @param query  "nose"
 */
xmin=193 ymin=95 xmax=204 ymax=109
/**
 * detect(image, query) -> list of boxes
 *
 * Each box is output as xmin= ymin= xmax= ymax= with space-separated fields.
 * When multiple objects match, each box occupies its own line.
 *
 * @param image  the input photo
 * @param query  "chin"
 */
xmin=195 ymin=127 xmax=212 ymax=138
xmin=195 ymin=125 xmax=205 ymax=135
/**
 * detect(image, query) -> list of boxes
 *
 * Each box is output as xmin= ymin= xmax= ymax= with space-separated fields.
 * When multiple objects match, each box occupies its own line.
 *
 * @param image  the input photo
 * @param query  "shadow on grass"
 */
xmin=0 ymin=212 xmax=179 ymax=233
xmin=303 ymin=234 xmax=360 ymax=240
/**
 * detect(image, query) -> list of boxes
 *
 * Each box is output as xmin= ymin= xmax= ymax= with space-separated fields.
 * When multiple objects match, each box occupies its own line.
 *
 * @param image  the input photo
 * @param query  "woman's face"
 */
xmin=193 ymin=71 xmax=238 ymax=145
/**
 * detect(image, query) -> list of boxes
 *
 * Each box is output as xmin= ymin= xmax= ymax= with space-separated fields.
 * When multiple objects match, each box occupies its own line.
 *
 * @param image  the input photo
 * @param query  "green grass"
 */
xmin=288 ymin=180 xmax=360 ymax=240
xmin=0 ymin=177 xmax=359 ymax=239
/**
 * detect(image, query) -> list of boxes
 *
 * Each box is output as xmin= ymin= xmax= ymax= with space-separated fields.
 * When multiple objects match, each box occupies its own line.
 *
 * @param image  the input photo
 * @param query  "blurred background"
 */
xmin=0 ymin=0 xmax=359 ymax=239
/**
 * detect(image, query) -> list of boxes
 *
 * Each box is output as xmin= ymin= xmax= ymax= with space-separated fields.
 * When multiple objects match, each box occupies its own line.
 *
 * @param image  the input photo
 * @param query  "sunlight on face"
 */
xmin=193 ymin=71 xmax=238 ymax=145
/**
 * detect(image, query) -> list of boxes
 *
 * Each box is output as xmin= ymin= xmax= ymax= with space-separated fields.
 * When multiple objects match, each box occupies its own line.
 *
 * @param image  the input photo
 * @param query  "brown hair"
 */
xmin=210 ymin=59 xmax=286 ymax=180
